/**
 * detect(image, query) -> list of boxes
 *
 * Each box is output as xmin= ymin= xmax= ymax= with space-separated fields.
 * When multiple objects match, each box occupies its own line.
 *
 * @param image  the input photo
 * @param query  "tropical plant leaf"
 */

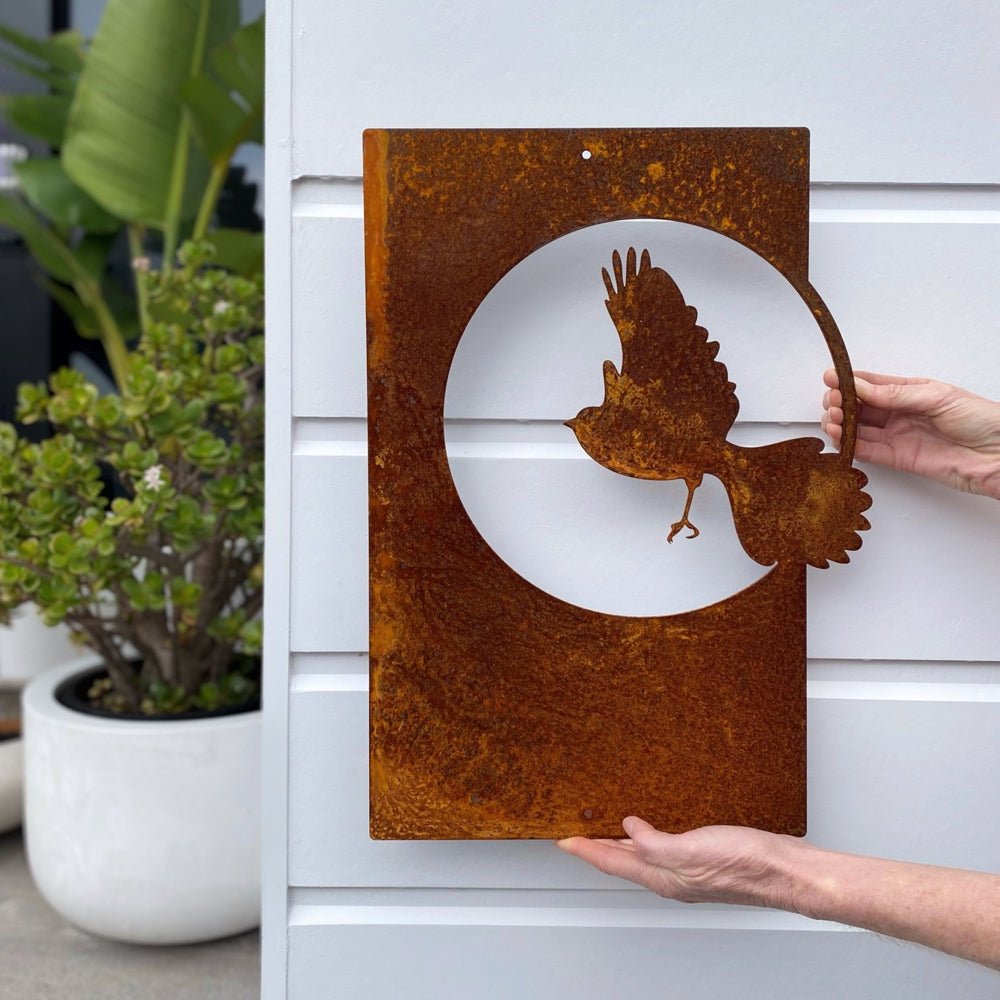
xmin=211 ymin=16 xmax=263 ymax=110
xmin=0 ymin=194 xmax=77 ymax=283
xmin=203 ymin=227 xmax=262 ymax=275
xmin=62 ymin=0 xmax=239 ymax=229
xmin=182 ymin=16 xmax=264 ymax=161
xmin=0 ymin=25 xmax=84 ymax=74
xmin=15 ymin=158 xmax=121 ymax=232
xmin=0 ymin=50 xmax=77 ymax=93
xmin=180 ymin=76 xmax=246 ymax=161
xmin=1 ymin=94 xmax=72 ymax=146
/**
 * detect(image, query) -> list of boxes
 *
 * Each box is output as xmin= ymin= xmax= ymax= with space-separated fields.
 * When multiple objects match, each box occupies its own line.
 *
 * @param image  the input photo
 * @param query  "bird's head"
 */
xmin=565 ymin=403 xmax=616 ymax=466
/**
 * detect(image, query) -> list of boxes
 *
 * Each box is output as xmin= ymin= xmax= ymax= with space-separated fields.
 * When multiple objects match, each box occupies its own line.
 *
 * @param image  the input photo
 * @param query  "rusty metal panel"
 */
xmin=364 ymin=128 xmax=870 ymax=840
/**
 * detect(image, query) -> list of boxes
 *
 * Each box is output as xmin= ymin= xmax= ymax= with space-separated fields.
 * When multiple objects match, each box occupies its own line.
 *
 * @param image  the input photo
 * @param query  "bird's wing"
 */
xmin=602 ymin=248 xmax=739 ymax=430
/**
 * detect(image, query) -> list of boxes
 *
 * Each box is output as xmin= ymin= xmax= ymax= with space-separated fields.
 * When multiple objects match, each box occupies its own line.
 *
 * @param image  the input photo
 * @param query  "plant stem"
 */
xmin=88 ymin=291 xmax=130 ymax=388
xmin=160 ymin=0 xmax=212 ymax=278
xmin=127 ymin=225 xmax=151 ymax=336
xmin=192 ymin=160 xmax=228 ymax=241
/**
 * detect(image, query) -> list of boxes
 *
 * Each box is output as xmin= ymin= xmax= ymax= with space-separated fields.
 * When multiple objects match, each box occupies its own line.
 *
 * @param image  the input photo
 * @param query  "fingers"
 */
xmin=854 ymin=375 xmax=945 ymax=415
xmin=640 ymin=248 xmax=651 ymax=272
xmin=626 ymin=246 xmax=637 ymax=281
xmin=556 ymin=836 xmax=652 ymax=885
xmin=824 ymin=368 xmax=931 ymax=389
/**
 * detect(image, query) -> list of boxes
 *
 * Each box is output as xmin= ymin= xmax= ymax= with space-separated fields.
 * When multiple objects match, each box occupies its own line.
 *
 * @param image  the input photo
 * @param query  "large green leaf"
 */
xmin=15 ymin=159 xmax=121 ymax=232
xmin=61 ymin=0 xmax=239 ymax=229
xmin=1 ymin=94 xmax=72 ymax=146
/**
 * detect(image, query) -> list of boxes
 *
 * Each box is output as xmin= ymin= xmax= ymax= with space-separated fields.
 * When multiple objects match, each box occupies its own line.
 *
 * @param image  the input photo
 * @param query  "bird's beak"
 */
xmin=563 ymin=417 xmax=577 ymax=431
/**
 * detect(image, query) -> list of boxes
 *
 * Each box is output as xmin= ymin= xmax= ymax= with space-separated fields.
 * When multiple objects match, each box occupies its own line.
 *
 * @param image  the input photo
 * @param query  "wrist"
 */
xmin=765 ymin=837 xmax=840 ymax=918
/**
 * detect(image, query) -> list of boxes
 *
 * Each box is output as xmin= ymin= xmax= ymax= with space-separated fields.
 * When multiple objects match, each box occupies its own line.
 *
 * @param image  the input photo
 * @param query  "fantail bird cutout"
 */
xmin=566 ymin=248 xmax=872 ymax=569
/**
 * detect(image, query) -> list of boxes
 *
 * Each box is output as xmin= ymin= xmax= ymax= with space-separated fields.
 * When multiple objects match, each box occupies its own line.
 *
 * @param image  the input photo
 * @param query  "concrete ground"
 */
xmin=0 ymin=828 xmax=260 ymax=999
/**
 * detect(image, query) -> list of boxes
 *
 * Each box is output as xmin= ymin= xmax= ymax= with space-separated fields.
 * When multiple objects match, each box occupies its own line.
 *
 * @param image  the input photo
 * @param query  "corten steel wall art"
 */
xmin=364 ymin=128 xmax=872 ymax=840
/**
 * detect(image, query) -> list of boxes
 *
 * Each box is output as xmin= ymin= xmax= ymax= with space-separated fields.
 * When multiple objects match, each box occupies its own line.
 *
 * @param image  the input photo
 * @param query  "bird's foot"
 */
xmin=667 ymin=518 xmax=700 ymax=543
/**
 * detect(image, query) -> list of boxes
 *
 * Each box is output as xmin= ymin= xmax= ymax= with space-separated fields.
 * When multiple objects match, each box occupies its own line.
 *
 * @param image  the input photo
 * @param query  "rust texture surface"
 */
xmin=364 ymin=128 xmax=869 ymax=840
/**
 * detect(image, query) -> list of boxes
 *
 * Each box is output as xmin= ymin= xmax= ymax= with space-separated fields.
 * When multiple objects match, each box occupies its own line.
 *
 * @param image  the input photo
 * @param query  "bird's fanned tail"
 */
xmin=718 ymin=438 xmax=872 ymax=568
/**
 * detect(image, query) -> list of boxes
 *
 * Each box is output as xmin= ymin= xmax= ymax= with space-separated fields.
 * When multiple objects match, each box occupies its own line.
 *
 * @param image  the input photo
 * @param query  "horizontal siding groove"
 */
xmin=293 ymin=418 xmax=826 ymax=454
xmin=290 ymin=177 xmax=1000 ymax=220
xmin=287 ymin=901 xmax=842 ymax=933
xmin=288 ymin=673 xmax=1000 ymax=700
xmin=291 ymin=652 xmax=368 ymax=674
xmin=291 ymin=672 xmax=367 ymax=693
xmin=287 ymin=656 xmax=1000 ymax=682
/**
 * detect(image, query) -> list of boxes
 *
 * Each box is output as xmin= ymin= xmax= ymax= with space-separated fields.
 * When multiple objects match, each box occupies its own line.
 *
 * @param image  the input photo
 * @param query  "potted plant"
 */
xmin=3 ymin=242 xmax=264 ymax=944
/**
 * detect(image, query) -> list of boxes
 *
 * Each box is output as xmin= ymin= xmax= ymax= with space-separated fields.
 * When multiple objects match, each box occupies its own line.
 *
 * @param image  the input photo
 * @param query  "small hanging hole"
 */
xmin=581 ymin=149 xmax=592 ymax=160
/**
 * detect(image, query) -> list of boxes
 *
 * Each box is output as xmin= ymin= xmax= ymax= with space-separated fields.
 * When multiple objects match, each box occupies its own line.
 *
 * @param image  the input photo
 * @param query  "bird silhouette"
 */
xmin=566 ymin=248 xmax=871 ymax=568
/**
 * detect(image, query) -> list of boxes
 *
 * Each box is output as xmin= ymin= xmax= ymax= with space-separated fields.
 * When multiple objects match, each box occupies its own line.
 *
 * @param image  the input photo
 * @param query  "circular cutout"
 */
xmin=444 ymin=219 xmax=831 ymax=617
xmin=581 ymin=149 xmax=592 ymax=160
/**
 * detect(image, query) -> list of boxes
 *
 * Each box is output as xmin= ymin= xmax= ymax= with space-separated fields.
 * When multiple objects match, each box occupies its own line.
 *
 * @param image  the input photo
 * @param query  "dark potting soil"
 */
xmin=55 ymin=665 xmax=261 ymax=722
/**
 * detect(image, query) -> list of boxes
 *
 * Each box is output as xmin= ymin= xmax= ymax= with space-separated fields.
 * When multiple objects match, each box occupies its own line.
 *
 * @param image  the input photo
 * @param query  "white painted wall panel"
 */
xmin=291 ymin=214 xmax=366 ymax=418
xmin=268 ymin=1 xmax=1000 ymax=994
xmin=287 ymin=685 xmax=1000 ymax=888
xmin=288 ymin=443 xmax=1000 ymax=660
xmin=287 ymin=917 xmax=1000 ymax=1000
xmin=290 ymin=206 xmax=1000 ymax=421
xmin=290 ymin=453 xmax=368 ymax=653
xmin=290 ymin=0 xmax=1000 ymax=182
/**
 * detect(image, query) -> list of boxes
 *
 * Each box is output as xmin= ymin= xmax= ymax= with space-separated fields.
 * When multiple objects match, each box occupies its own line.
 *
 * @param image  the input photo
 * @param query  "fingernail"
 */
xmin=622 ymin=817 xmax=635 ymax=836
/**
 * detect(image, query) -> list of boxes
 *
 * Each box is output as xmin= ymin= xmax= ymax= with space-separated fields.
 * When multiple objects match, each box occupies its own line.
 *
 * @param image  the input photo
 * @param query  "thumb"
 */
xmin=854 ymin=376 xmax=942 ymax=415
xmin=623 ymin=815 xmax=658 ymax=838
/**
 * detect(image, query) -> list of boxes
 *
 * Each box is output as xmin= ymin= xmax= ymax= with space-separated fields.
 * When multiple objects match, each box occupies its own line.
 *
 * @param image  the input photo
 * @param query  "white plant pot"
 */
xmin=22 ymin=659 xmax=260 ymax=945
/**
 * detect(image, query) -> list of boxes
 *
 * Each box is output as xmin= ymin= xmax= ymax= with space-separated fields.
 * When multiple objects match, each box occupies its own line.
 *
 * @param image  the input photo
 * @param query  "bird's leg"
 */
xmin=668 ymin=476 xmax=702 ymax=543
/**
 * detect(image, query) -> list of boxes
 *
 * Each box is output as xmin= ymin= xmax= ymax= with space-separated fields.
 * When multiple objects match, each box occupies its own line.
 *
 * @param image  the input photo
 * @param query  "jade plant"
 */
xmin=0 ymin=243 xmax=263 ymax=715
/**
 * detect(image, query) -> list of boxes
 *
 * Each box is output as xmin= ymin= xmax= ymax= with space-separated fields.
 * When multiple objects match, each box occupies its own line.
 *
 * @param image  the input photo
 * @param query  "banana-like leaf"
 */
xmin=62 ymin=0 xmax=239 ymax=229
xmin=182 ymin=16 xmax=264 ymax=160
xmin=211 ymin=16 xmax=263 ymax=110
xmin=0 ymin=50 xmax=76 ymax=93
xmin=203 ymin=227 xmax=263 ymax=275
xmin=15 ymin=159 xmax=121 ymax=232
xmin=181 ymin=76 xmax=246 ymax=161
xmin=0 ymin=25 xmax=84 ymax=74
xmin=0 ymin=194 xmax=77 ymax=283
xmin=1 ymin=94 xmax=72 ymax=146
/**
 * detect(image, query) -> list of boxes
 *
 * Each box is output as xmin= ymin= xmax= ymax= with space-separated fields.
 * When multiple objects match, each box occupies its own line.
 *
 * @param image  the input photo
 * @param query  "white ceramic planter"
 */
xmin=23 ymin=659 xmax=260 ymax=945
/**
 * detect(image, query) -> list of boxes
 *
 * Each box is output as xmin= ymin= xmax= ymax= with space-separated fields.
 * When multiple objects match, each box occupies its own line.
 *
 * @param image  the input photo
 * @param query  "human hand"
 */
xmin=822 ymin=370 xmax=1000 ymax=499
xmin=557 ymin=816 xmax=808 ymax=910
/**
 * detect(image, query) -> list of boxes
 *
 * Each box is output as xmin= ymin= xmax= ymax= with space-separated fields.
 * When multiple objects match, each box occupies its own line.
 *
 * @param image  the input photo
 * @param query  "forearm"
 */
xmin=784 ymin=842 xmax=1000 ymax=969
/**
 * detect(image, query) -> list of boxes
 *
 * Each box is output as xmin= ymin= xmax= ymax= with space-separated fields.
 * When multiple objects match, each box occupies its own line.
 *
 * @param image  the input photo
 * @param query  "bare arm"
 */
xmin=822 ymin=369 xmax=1000 ymax=499
xmin=559 ymin=819 xmax=1000 ymax=970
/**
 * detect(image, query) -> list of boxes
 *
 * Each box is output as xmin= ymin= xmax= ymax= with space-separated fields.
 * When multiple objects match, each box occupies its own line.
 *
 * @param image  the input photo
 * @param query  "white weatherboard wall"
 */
xmin=263 ymin=3 xmax=1000 ymax=997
